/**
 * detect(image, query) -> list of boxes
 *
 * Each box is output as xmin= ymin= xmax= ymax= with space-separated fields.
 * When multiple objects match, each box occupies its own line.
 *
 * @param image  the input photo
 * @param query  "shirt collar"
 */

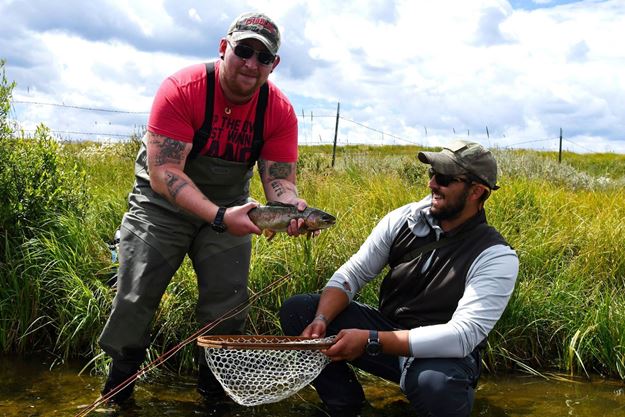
xmin=407 ymin=195 xmax=443 ymax=238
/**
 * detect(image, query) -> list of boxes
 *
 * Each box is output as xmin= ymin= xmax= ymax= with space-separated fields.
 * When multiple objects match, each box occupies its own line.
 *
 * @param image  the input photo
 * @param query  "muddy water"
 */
xmin=1 ymin=355 xmax=624 ymax=416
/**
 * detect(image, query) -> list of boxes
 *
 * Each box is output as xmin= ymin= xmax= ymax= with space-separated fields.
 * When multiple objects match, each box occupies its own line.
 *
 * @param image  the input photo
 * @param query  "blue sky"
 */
xmin=1 ymin=0 xmax=624 ymax=153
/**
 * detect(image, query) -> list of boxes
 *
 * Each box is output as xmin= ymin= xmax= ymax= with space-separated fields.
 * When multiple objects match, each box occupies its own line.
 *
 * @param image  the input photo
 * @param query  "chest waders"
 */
xmin=99 ymin=62 xmax=269 ymax=369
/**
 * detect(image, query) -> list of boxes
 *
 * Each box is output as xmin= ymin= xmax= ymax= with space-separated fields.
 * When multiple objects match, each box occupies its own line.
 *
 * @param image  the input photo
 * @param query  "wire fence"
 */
xmin=9 ymin=99 xmax=604 ymax=154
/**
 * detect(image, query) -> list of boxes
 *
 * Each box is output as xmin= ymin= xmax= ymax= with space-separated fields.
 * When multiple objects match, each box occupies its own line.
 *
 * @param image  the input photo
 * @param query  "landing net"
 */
xmin=197 ymin=335 xmax=335 ymax=406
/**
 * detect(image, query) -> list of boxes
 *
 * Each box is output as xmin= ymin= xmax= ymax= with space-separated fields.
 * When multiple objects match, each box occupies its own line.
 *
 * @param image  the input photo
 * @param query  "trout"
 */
xmin=248 ymin=202 xmax=336 ymax=239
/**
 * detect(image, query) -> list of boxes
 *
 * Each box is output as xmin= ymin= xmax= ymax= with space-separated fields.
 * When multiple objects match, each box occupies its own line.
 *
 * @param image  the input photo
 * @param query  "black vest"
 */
xmin=379 ymin=210 xmax=509 ymax=329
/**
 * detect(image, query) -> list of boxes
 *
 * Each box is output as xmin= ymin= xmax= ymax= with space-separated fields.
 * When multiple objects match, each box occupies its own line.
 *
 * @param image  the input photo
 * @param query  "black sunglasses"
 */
xmin=427 ymin=168 xmax=471 ymax=187
xmin=227 ymin=40 xmax=276 ymax=65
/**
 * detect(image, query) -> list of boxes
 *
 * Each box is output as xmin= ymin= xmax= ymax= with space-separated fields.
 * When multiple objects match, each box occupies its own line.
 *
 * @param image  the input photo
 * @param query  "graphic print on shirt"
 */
xmin=202 ymin=113 xmax=257 ymax=162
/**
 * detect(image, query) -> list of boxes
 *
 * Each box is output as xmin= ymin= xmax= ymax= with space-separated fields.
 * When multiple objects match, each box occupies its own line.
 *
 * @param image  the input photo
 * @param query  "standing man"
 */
xmin=99 ymin=11 xmax=306 ymax=404
xmin=280 ymin=141 xmax=519 ymax=417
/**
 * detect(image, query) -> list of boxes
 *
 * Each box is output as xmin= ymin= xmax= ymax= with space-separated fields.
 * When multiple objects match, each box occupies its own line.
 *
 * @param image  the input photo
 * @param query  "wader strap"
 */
xmin=248 ymin=82 xmax=269 ymax=168
xmin=188 ymin=61 xmax=268 ymax=166
xmin=189 ymin=62 xmax=216 ymax=160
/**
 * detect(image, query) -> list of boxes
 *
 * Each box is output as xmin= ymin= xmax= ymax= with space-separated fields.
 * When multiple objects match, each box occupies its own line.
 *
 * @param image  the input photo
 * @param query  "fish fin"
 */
xmin=264 ymin=229 xmax=277 ymax=241
xmin=265 ymin=201 xmax=296 ymax=208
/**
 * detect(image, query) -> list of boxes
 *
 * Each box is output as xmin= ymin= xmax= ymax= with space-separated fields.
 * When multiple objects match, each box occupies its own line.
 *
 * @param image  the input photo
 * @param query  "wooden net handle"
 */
xmin=197 ymin=335 xmax=335 ymax=350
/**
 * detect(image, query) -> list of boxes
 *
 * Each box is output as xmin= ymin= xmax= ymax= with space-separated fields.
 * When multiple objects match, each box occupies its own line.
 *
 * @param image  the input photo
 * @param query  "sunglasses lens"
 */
xmin=436 ymin=174 xmax=453 ymax=186
xmin=428 ymin=168 xmax=456 ymax=186
xmin=257 ymin=52 xmax=275 ymax=65
xmin=234 ymin=44 xmax=254 ymax=59
xmin=233 ymin=43 xmax=275 ymax=65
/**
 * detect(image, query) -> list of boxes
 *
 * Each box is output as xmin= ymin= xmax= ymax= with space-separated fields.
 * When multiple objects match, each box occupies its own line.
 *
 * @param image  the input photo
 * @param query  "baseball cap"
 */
xmin=227 ymin=12 xmax=281 ymax=55
xmin=418 ymin=140 xmax=499 ymax=190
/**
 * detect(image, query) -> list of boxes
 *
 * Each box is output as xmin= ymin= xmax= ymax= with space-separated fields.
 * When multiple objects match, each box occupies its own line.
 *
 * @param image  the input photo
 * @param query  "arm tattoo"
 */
xmin=165 ymin=170 xmax=188 ymax=200
xmin=268 ymin=162 xmax=292 ymax=180
xmin=270 ymin=180 xmax=286 ymax=197
xmin=269 ymin=181 xmax=297 ymax=198
xmin=150 ymin=135 xmax=186 ymax=166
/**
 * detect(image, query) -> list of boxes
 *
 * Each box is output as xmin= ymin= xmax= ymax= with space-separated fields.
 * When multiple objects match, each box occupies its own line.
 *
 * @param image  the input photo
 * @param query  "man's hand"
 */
xmin=301 ymin=314 xmax=328 ymax=339
xmin=259 ymin=159 xmax=321 ymax=237
xmin=223 ymin=202 xmax=263 ymax=236
xmin=285 ymin=197 xmax=310 ymax=237
xmin=322 ymin=329 xmax=369 ymax=362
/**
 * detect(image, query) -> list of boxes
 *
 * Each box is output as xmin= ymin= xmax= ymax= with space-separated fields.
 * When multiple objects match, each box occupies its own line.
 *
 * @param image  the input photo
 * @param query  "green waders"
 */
xmin=98 ymin=135 xmax=255 ymax=401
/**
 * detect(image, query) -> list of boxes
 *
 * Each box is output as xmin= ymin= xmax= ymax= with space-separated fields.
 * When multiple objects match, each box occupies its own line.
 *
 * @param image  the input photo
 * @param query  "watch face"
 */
xmin=365 ymin=340 xmax=382 ymax=356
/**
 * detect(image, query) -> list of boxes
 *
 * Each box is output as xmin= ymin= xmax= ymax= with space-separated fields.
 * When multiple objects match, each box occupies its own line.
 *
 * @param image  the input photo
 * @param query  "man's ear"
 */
xmin=470 ymin=184 xmax=489 ymax=201
xmin=218 ymin=38 xmax=227 ymax=58
xmin=270 ymin=55 xmax=281 ymax=73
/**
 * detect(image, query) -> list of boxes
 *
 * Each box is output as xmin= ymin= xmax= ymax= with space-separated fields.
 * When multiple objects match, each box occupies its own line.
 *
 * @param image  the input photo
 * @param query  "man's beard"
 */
xmin=430 ymin=186 xmax=470 ymax=221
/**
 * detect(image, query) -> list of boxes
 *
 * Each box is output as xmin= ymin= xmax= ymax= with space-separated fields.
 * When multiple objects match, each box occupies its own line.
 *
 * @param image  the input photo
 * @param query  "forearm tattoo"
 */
xmin=270 ymin=180 xmax=286 ymax=197
xmin=270 ymin=180 xmax=297 ymax=198
xmin=149 ymin=134 xmax=186 ymax=166
xmin=165 ymin=170 xmax=188 ymax=200
xmin=259 ymin=160 xmax=298 ymax=198
xmin=268 ymin=162 xmax=292 ymax=179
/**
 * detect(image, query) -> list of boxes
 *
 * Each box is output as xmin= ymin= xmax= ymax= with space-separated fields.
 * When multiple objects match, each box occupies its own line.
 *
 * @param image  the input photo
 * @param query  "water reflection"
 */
xmin=0 ymin=355 xmax=623 ymax=416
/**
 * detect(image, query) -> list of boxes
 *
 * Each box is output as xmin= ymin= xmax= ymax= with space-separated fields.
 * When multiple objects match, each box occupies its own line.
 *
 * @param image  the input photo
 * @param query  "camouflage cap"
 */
xmin=227 ymin=12 xmax=281 ymax=55
xmin=418 ymin=140 xmax=499 ymax=190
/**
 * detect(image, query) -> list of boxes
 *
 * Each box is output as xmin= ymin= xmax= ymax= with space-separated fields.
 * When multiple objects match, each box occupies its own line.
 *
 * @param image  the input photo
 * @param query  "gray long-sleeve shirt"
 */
xmin=325 ymin=195 xmax=519 ymax=358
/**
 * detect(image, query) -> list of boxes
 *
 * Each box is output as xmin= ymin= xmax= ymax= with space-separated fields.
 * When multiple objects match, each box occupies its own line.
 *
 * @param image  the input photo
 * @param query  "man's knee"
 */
xmin=279 ymin=294 xmax=318 ymax=335
xmin=404 ymin=368 xmax=474 ymax=417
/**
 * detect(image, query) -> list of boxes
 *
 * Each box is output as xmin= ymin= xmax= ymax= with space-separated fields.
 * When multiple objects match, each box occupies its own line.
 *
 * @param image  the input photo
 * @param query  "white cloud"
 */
xmin=188 ymin=8 xmax=202 ymax=23
xmin=2 ymin=0 xmax=624 ymax=153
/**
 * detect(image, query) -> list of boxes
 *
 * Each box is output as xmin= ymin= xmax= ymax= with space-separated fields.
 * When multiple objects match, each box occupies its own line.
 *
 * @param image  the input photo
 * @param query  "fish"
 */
xmin=248 ymin=201 xmax=336 ymax=239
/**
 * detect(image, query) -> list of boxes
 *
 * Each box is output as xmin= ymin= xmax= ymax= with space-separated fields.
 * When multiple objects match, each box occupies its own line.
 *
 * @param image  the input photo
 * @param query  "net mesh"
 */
xmin=198 ymin=335 xmax=334 ymax=406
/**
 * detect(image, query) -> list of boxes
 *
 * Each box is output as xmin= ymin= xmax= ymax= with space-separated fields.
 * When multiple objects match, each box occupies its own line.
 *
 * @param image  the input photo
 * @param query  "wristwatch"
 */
xmin=365 ymin=330 xmax=382 ymax=356
xmin=211 ymin=207 xmax=227 ymax=233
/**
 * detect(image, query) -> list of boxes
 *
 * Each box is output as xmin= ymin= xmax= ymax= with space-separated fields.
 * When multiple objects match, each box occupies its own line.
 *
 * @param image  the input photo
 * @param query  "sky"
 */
xmin=1 ymin=0 xmax=624 ymax=153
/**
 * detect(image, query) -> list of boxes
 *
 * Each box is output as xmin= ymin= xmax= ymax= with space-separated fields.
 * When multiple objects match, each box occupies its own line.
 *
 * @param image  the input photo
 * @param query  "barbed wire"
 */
xmin=10 ymin=99 xmax=604 ymax=152
xmin=12 ymin=100 xmax=149 ymax=114
xmin=19 ymin=128 xmax=132 ymax=138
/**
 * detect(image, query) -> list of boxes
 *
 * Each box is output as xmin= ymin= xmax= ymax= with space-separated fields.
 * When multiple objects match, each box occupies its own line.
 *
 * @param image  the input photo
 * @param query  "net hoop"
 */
xmin=197 ymin=335 xmax=335 ymax=406
xmin=197 ymin=334 xmax=334 ymax=350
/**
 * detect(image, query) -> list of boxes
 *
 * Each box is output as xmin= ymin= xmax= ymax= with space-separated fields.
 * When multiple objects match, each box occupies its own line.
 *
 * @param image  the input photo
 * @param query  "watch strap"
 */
xmin=214 ymin=206 xmax=226 ymax=224
xmin=211 ymin=206 xmax=227 ymax=232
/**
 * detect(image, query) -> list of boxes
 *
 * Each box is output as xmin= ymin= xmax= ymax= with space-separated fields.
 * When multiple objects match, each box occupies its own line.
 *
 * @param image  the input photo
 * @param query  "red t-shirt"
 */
xmin=148 ymin=61 xmax=298 ymax=163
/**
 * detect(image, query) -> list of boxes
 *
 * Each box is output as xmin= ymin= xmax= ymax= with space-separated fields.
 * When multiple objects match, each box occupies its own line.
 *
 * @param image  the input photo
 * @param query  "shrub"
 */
xmin=0 ymin=127 xmax=90 ymax=241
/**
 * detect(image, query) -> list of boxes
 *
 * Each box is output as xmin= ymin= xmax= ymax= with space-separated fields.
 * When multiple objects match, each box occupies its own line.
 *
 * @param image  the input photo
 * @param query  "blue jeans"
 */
xmin=279 ymin=294 xmax=481 ymax=417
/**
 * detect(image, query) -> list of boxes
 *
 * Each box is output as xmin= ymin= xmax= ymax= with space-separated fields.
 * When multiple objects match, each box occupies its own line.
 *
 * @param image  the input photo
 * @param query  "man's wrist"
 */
xmin=313 ymin=313 xmax=328 ymax=324
xmin=210 ymin=207 xmax=227 ymax=233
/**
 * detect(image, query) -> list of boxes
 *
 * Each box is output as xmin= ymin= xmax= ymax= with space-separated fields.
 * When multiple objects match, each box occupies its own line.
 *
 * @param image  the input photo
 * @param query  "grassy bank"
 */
xmin=2 ymin=134 xmax=625 ymax=382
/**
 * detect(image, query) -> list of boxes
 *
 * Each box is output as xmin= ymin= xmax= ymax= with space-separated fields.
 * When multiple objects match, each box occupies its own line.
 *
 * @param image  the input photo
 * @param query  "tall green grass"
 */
xmin=3 ymin=137 xmax=625 ymax=381
xmin=1 ymin=73 xmax=624 ymax=381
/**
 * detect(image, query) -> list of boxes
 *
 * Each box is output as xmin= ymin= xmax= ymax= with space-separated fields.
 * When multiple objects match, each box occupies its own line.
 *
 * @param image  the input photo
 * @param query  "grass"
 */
xmin=1 ymin=140 xmax=625 ymax=382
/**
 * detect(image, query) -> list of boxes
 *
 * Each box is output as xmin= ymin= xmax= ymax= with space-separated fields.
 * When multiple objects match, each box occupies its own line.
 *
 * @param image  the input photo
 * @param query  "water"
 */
xmin=1 ymin=355 xmax=624 ymax=416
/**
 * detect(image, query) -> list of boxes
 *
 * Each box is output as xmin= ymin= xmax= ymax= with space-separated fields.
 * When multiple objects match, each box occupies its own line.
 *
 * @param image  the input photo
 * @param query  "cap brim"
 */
xmin=417 ymin=151 xmax=467 ymax=176
xmin=229 ymin=32 xmax=278 ymax=55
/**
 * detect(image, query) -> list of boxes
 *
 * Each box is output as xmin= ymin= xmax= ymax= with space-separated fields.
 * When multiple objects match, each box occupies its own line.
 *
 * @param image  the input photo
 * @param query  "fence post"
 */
xmin=331 ymin=102 xmax=340 ymax=168
xmin=558 ymin=128 xmax=563 ymax=163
